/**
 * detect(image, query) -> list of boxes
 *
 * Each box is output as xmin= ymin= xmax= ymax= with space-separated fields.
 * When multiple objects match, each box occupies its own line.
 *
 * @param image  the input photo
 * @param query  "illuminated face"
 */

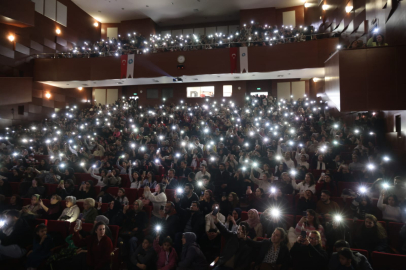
xmin=309 ymin=232 xmax=319 ymax=246
xmin=376 ymin=35 xmax=383 ymax=43
xmin=255 ymin=188 xmax=262 ymax=197
xmin=305 ymin=174 xmax=311 ymax=184
xmin=387 ymin=196 xmax=395 ymax=206
xmin=320 ymin=193 xmax=329 ymax=202
xmin=31 ymin=196 xmax=39 ymax=205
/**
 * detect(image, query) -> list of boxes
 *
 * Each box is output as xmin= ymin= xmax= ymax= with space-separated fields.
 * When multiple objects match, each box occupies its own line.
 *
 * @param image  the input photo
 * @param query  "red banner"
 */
xmin=229 ymin=47 xmax=238 ymax=74
xmin=120 ymin=54 xmax=128 ymax=79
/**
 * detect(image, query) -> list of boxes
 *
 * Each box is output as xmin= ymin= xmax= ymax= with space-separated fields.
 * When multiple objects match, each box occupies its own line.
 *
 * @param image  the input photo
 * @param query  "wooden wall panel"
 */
xmin=0 ymin=77 xmax=32 ymax=106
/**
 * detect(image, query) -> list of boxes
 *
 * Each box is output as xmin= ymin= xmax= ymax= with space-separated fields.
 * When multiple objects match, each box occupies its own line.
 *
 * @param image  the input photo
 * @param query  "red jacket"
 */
xmin=153 ymin=238 xmax=178 ymax=270
xmin=73 ymin=232 xmax=113 ymax=270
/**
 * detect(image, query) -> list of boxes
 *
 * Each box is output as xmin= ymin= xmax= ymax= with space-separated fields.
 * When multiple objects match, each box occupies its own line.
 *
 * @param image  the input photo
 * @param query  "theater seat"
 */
xmin=388 ymin=222 xmax=404 ymax=251
xmin=10 ymin=182 xmax=20 ymax=194
xmin=371 ymin=251 xmax=406 ymax=270
xmin=47 ymin=220 xmax=70 ymax=239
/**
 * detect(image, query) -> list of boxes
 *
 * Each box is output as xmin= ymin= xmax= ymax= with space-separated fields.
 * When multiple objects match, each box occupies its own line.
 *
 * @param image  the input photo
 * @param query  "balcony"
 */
xmin=34 ymin=38 xmax=338 ymax=87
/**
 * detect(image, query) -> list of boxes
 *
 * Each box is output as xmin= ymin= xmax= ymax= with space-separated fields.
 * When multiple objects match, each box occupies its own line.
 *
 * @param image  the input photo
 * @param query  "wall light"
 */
xmin=313 ymin=77 xmax=321 ymax=82
xmin=322 ymin=4 xmax=328 ymax=10
xmin=8 ymin=34 xmax=15 ymax=42
xmin=45 ymin=92 xmax=51 ymax=99
xmin=345 ymin=6 xmax=353 ymax=13
xmin=78 ymin=87 xmax=83 ymax=90
xmin=304 ymin=3 xmax=311 ymax=7
xmin=56 ymin=28 xmax=61 ymax=35
xmin=94 ymin=22 xmax=99 ymax=27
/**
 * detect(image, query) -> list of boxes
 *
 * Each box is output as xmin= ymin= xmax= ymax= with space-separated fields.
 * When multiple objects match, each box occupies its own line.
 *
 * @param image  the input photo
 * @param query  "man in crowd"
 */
xmin=316 ymin=190 xmax=340 ymax=216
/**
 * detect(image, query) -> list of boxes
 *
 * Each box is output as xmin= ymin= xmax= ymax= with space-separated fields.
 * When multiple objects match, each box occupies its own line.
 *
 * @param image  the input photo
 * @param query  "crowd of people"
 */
xmin=0 ymin=92 xmax=405 ymax=270
xmin=66 ymin=23 xmax=323 ymax=57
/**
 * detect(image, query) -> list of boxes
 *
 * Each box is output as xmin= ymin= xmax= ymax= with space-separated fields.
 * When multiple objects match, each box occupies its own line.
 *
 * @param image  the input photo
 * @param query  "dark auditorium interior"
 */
xmin=1 ymin=0 xmax=406 ymax=269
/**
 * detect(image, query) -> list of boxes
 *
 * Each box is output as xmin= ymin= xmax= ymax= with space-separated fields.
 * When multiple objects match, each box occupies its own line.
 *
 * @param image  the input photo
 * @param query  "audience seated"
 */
xmin=241 ymin=209 xmax=263 ymax=241
xmin=290 ymin=230 xmax=328 ymax=269
xmin=329 ymin=240 xmax=372 ymax=270
xmin=38 ymin=194 xmax=63 ymax=220
xmin=353 ymin=214 xmax=388 ymax=253
xmin=58 ymin=195 xmax=80 ymax=222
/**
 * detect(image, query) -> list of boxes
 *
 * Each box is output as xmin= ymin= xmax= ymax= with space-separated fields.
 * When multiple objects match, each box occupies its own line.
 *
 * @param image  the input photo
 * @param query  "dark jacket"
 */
xmin=0 ymin=181 xmax=12 ymax=197
xmin=214 ymin=221 xmax=253 ymax=270
xmin=160 ymin=213 xmax=179 ymax=241
xmin=0 ymin=218 xmax=32 ymax=248
xmin=296 ymin=197 xmax=317 ymax=214
xmin=328 ymin=251 xmax=372 ymax=270
xmin=290 ymin=242 xmax=328 ymax=270
xmin=120 ymin=210 xmax=147 ymax=238
xmin=176 ymin=167 xmax=192 ymax=178
xmin=131 ymin=245 xmax=157 ymax=270
xmin=179 ymin=192 xmax=199 ymax=210
xmin=175 ymin=204 xmax=205 ymax=239
xmin=245 ymin=238 xmax=291 ymax=270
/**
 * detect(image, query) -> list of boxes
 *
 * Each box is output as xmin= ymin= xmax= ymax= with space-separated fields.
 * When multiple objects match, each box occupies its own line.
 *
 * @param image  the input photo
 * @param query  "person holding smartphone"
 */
xmin=290 ymin=230 xmax=328 ymax=270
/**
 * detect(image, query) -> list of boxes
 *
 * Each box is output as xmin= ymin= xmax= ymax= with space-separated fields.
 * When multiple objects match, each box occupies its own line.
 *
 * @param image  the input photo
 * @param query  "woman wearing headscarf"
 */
xmin=241 ymin=209 xmax=263 ymax=241
xmin=177 ymin=232 xmax=208 ymax=270
xmin=97 ymin=200 xmax=122 ymax=226
xmin=224 ymin=208 xmax=242 ymax=233
xmin=119 ymin=199 xmax=148 ymax=254
xmin=57 ymin=179 xmax=76 ymax=200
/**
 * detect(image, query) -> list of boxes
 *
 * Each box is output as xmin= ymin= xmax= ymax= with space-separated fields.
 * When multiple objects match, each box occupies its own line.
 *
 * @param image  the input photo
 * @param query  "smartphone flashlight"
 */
xmin=156 ymin=225 xmax=161 ymax=232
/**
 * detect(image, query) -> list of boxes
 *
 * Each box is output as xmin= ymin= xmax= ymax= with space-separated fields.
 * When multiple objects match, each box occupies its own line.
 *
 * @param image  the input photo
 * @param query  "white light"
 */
xmin=373 ymin=27 xmax=379 ymax=33
xmin=156 ymin=225 xmax=161 ymax=231
xmin=271 ymin=187 xmax=276 ymax=193
xmin=334 ymin=215 xmax=342 ymax=222
xmin=177 ymin=188 xmax=183 ymax=194
xmin=367 ymin=164 xmax=375 ymax=170
xmin=337 ymin=45 xmax=342 ymax=49
xmin=359 ymin=186 xmax=367 ymax=193
xmin=383 ymin=156 xmax=390 ymax=162
xmin=290 ymin=170 xmax=296 ymax=175
xmin=382 ymin=183 xmax=390 ymax=189
xmin=322 ymin=4 xmax=328 ymax=10
xmin=354 ymin=129 xmax=359 ymax=134
xmin=270 ymin=208 xmax=280 ymax=217
xmin=345 ymin=6 xmax=353 ymax=13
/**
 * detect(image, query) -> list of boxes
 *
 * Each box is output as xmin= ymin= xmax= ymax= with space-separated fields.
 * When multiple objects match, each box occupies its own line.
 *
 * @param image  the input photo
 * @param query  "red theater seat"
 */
xmin=47 ymin=220 xmax=70 ymax=239
xmin=388 ymin=222 xmax=404 ymax=250
xmin=351 ymin=248 xmax=368 ymax=258
xmin=371 ymin=251 xmax=406 ymax=270
xmin=10 ymin=182 xmax=20 ymax=194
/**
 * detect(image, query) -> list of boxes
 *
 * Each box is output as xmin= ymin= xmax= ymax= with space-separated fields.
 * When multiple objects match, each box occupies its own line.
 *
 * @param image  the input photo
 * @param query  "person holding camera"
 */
xmin=290 ymin=230 xmax=328 ymax=270
xmin=211 ymin=214 xmax=253 ymax=270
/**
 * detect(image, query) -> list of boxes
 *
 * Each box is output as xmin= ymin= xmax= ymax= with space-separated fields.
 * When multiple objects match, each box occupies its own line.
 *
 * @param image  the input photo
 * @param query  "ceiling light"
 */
xmin=304 ymin=3 xmax=311 ymax=7
xmin=45 ymin=92 xmax=51 ymax=99
xmin=94 ymin=22 xmax=99 ymax=27
xmin=78 ymin=87 xmax=83 ymax=90
xmin=322 ymin=4 xmax=328 ymax=10
xmin=7 ymin=34 xmax=15 ymax=42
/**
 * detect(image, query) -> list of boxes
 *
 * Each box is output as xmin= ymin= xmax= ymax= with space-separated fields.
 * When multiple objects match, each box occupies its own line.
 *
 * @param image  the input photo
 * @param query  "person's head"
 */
xmin=162 ymin=237 xmax=173 ymax=252
xmin=134 ymin=199 xmax=144 ymax=211
xmin=157 ymin=183 xmax=166 ymax=194
xmin=271 ymin=227 xmax=287 ymax=245
xmin=324 ymin=174 xmax=332 ymax=183
xmin=360 ymin=195 xmax=370 ymax=207
xmin=180 ymin=161 xmax=186 ymax=169
xmin=320 ymin=190 xmax=331 ymax=203
xmin=228 ymin=192 xmax=239 ymax=205
xmin=65 ymin=196 xmax=76 ymax=208
xmin=182 ymin=232 xmax=196 ymax=245
xmin=304 ymin=173 xmax=315 ymax=186
xmin=237 ymin=224 xmax=247 ymax=239
xmin=203 ymin=189 xmax=213 ymax=201
xmin=31 ymin=194 xmax=40 ymax=205
xmin=83 ymin=198 xmax=95 ymax=210
xmin=50 ymin=194 xmax=62 ymax=205
xmin=352 ymin=155 xmax=359 ymax=163
xmin=338 ymin=248 xmax=355 ymax=267
xmin=188 ymin=172 xmax=195 ymax=182
xmin=304 ymin=190 xmax=313 ymax=199
xmin=386 ymin=194 xmax=399 ymax=207
xmin=306 ymin=209 xmax=320 ymax=227
xmin=164 ymin=201 xmax=175 ymax=214
xmin=318 ymin=155 xmax=324 ymax=162
xmin=334 ymin=240 xmax=350 ymax=252
xmin=255 ymin=188 xmax=264 ymax=197
xmin=284 ymin=151 xmax=291 ymax=160
xmin=376 ymin=34 xmax=384 ymax=44
xmin=93 ymin=222 xmax=106 ymax=238
xmin=5 ymin=209 xmax=20 ymax=226
xmin=168 ymin=169 xmax=175 ymax=178
xmin=248 ymin=209 xmax=259 ymax=220
xmin=232 ymin=208 xmax=242 ymax=221
xmin=201 ymin=164 xmax=207 ymax=172
xmin=363 ymin=214 xmax=389 ymax=240
xmin=184 ymin=183 xmax=194 ymax=195
xmin=35 ymin=224 xmax=48 ymax=239
xmin=281 ymin=172 xmax=290 ymax=182
xmin=142 ymin=236 xmax=154 ymax=250
xmin=117 ymin=188 xmax=125 ymax=198
xmin=309 ymin=230 xmax=321 ymax=246
xmin=190 ymin=201 xmax=200 ymax=212
xmin=94 ymin=215 xmax=109 ymax=225
xmin=85 ymin=181 xmax=92 ymax=190
xmin=219 ymin=163 xmax=225 ymax=171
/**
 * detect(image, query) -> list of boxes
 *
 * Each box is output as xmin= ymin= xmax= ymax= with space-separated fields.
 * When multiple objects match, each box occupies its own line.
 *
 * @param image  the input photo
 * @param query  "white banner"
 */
xmin=239 ymin=47 xmax=248 ymax=73
xmin=127 ymin=54 xmax=134 ymax=78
